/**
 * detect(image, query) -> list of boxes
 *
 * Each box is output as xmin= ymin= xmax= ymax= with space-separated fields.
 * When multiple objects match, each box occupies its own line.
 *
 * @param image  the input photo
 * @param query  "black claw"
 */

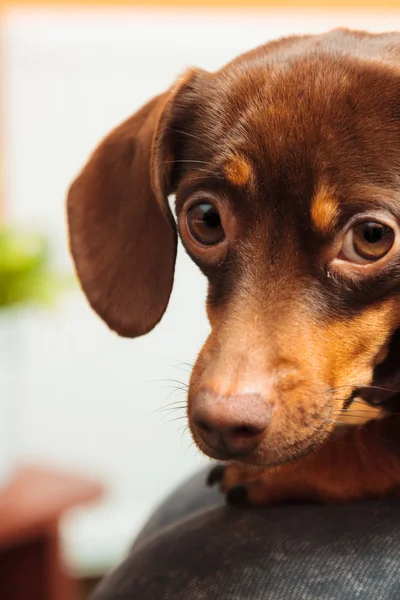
xmin=227 ymin=484 xmax=248 ymax=506
xmin=207 ymin=464 xmax=226 ymax=487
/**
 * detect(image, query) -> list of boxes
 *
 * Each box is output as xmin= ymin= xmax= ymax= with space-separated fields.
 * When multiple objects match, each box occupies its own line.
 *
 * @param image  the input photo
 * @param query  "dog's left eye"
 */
xmin=186 ymin=203 xmax=225 ymax=246
xmin=340 ymin=221 xmax=395 ymax=264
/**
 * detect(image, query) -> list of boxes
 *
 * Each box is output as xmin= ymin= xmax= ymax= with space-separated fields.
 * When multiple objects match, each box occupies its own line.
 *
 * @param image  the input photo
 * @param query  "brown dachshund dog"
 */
xmin=68 ymin=28 xmax=400 ymax=507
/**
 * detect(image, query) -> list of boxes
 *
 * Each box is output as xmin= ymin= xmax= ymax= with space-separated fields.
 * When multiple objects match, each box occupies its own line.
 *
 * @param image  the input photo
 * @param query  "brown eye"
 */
xmin=341 ymin=221 xmax=395 ymax=264
xmin=187 ymin=203 xmax=225 ymax=246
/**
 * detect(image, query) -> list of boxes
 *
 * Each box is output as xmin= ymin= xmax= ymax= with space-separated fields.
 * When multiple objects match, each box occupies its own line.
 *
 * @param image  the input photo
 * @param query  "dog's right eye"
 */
xmin=186 ymin=203 xmax=225 ymax=246
xmin=330 ymin=212 xmax=400 ymax=276
xmin=340 ymin=221 xmax=395 ymax=264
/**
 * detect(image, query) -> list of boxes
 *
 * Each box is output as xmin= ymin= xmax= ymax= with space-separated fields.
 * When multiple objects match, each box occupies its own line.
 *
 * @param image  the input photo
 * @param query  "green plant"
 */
xmin=0 ymin=228 xmax=72 ymax=309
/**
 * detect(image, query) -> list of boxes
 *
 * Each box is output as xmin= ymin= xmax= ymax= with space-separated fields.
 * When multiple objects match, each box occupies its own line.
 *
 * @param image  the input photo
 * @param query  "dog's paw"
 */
xmin=207 ymin=463 xmax=270 ymax=506
xmin=207 ymin=464 xmax=227 ymax=487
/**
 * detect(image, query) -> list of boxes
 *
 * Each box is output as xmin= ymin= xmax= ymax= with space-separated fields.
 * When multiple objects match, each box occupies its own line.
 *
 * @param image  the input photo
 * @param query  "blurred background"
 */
xmin=0 ymin=1 xmax=399 ymax=598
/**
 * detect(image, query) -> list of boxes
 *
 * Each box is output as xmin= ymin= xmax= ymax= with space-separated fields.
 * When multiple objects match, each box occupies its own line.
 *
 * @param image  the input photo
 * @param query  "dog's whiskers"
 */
xmin=185 ymin=440 xmax=198 ymax=456
xmin=167 ymin=358 xmax=193 ymax=374
xmin=162 ymin=415 xmax=188 ymax=426
xmin=158 ymin=408 xmax=186 ymax=425
xmin=160 ymin=159 xmax=213 ymax=166
xmin=155 ymin=403 xmax=187 ymax=415
xmin=153 ymin=378 xmax=189 ymax=387
xmin=167 ymin=127 xmax=213 ymax=147
xmin=157 ymin=388 xmax=187 ymax=406
xmin=329 ymin=382 xmax=400 ymax=394
xmin=178 ymin=424 xmax=189 ymax=441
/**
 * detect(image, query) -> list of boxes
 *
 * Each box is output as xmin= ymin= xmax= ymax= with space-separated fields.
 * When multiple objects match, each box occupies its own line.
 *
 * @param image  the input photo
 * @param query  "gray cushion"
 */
xmin=92 ymin=468 xmax=400 ymax=599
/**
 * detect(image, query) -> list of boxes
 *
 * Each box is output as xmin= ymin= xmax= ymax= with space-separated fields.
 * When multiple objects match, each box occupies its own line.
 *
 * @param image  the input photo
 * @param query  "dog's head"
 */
xmin=68 ymin=29 xmax=400 ymax=467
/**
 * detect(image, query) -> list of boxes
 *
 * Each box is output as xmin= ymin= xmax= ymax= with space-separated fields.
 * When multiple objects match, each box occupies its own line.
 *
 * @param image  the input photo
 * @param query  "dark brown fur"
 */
xmin=68 ymin=29 xmax=400 ymax=505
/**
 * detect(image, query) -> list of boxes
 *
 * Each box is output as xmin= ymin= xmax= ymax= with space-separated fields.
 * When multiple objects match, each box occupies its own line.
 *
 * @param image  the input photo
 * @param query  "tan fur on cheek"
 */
xmin=224 ymin=154 xmax=253 ymax=187
xmin=188 ymin=294 xmax=400 ymax=466
xmin=339 ymin=402 xmax=383 ymax=425
xmin=320 ymin=301 xmax=400 ymax=393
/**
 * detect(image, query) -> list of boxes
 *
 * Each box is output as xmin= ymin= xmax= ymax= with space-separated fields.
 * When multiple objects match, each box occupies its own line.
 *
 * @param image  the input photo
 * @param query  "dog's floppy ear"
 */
xmin=67 ymin=70 xmax=201 ymax=337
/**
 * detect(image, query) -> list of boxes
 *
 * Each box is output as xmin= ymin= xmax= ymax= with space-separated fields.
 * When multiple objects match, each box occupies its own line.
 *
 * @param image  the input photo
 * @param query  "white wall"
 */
xmin=3 ymin=6 xmax=400 ymax=575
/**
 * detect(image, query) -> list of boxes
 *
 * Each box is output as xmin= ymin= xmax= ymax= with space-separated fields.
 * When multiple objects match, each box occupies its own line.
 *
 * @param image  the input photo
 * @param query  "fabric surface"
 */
xmin=92 ymin=468 xmax=400 ymax=600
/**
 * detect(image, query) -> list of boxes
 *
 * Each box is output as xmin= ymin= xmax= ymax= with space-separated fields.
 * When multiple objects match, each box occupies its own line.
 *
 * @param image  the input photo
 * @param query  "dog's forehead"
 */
xmin=175 ymin=31 xmax=400 ymax=236
xmin=213 ymin=61 xmax=399 ymax=185
xmin=181 ymin=40 xmax=400 ymax=209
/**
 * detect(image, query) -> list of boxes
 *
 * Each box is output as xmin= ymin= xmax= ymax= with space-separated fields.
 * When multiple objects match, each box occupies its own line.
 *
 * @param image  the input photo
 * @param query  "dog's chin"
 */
xmin=192 ymin=423 xmax=333 ymax=468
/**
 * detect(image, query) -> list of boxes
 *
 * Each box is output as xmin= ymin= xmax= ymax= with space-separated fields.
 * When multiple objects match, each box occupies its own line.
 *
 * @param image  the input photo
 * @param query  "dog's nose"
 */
xmin=191 ymin=389 xmax=270 ymax=457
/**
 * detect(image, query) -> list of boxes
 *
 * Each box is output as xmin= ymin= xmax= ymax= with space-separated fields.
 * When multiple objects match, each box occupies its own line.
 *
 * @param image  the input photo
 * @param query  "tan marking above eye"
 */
xmin=223 ymin=153 xmax=253 ymax=188
xmin=311 ymin=188 xmax=340 ymax=234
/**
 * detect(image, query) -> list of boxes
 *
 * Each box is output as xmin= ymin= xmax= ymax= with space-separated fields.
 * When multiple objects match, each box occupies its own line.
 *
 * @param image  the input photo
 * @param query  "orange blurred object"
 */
xmin=0 ymin=466 xmax=103 ymax=600
xmin=0 ymin=0 xmax=399 ymax=8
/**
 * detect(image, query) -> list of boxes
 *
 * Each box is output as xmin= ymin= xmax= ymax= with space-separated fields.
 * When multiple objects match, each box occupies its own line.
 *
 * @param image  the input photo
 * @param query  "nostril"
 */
xmin=194 ymin=419 xmax=213 ymax=434
xmin=223 ymin=424 xmax=266 ymax=454
xmin=232 ymin=425 xmax=264 ymax=439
